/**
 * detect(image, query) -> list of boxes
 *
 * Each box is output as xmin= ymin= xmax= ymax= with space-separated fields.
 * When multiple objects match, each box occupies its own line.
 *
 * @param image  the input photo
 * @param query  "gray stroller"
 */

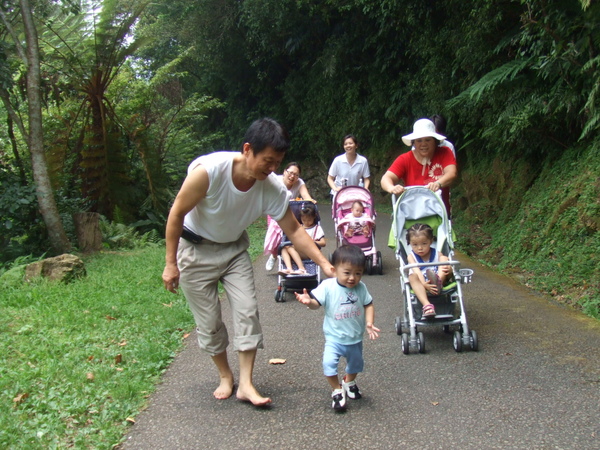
xmin=391 ymin=186 xmax=477 ymax=353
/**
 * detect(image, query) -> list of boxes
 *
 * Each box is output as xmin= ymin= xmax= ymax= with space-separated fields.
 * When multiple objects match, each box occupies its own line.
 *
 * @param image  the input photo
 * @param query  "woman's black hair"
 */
xmin=430 ymin=114 xmax=447 ymax=135
xmin=331 ymin=245 xmax=365 ymax=268
xmin=285 ymin=161 xmax=301 ymax=175
xmin=342 ymin=134 xmax=359 ymax=148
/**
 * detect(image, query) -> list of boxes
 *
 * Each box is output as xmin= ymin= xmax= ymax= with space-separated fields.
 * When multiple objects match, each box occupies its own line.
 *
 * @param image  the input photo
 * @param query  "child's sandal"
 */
xmin=422 ymin=304 xmax=436 ymax=318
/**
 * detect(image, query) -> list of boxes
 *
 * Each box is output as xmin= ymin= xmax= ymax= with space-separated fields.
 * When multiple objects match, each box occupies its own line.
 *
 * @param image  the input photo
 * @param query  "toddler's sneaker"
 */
xmin=342 ymin=378 xmax=362 ymax=400
xmin=265 ymin=254 xmax=275 ymax=271
xmin=331 ymin=387 xmax=347 ymax=411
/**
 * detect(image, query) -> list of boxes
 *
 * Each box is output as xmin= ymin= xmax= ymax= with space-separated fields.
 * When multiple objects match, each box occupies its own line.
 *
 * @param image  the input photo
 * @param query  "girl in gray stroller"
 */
xmin=391 ymin=186 xmax=476 ymax=353
xmin=406 ymin=223 xmax=452 ymax=318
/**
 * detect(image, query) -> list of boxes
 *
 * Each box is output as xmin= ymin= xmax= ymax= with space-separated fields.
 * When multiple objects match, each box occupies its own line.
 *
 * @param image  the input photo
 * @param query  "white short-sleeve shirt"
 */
xmin=183 ymin=152 xmax=290 ymax=243
xmin=328 ymin=153 xmax=370 ymax=195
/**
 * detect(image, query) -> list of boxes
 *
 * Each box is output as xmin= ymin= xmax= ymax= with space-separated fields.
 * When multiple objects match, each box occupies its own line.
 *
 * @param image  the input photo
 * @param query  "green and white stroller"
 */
xmin=390 ymin=186 xmax=477 ymax=353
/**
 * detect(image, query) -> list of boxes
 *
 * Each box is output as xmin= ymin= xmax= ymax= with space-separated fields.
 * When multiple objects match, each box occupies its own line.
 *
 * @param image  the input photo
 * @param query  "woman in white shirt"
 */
xmin=327 ymin=134 xmax=371 ymax=201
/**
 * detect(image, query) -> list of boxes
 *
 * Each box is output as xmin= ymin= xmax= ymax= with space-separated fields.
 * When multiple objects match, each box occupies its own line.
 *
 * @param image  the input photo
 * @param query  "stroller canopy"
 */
xmin=392 ymin=187 xmax=452 ymax=255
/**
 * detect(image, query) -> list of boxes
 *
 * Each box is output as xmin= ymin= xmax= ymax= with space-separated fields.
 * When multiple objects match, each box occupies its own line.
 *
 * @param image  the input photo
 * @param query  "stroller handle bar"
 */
xmin=401 ymin=261 xmax=475 ymax=284
xmin=401 ymin=260 xmax=460 ymax=275
xmin=391 ymin=185 xmax=443 ymax=203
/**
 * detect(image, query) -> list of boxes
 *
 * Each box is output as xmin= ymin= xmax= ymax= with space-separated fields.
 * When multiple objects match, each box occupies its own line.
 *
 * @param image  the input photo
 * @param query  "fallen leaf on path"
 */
xmin=431 ymin=401 xmax=439 ymax=406
xmin=126 ymin=417 xmax=135 ymax=424
xmin=269 ymin=358 xmax=286 ymax=365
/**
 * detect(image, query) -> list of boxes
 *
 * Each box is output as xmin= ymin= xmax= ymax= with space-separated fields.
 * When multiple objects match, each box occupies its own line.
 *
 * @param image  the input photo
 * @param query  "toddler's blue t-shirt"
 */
xmin=311 ymin=278 xmax=373 ymax=345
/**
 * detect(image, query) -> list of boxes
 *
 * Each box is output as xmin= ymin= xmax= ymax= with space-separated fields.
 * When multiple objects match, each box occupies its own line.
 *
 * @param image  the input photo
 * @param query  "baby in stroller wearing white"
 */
xmin=343 ymin=201 xmax=372 ymax=239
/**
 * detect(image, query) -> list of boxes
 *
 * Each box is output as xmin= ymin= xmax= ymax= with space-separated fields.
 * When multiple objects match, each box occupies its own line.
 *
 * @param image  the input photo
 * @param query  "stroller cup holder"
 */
xmin=459 ymin=268 xmax=474 ymax=284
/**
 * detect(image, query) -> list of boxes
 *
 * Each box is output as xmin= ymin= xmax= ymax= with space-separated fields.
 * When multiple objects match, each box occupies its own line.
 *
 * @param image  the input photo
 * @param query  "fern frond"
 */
xmin=579 ymin=75 xmax=600 ymax=140
xmin=447 ymin=58 xmax=533 ymax=107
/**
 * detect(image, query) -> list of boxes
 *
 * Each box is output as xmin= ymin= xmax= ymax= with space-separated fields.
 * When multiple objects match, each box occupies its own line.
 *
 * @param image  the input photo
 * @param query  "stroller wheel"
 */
xmin=376 ymin=251 xmax=383 ymax=275
xmin=401 ymin=333 xmax=410 ymax=355
xmin=394 ymin=317 xmax=403 ymax=335
xmin=417 ymin=331 xmax=426 ymax=353
xmin=365 ymin=256 xmax=373 ymax=275
xmin=453 ymin=331 xmax=463 ymax=352
xmin=274 ymin=290 xmax=283 ymax=302
xmin=469 ymin=330 xmax=479 ymax=351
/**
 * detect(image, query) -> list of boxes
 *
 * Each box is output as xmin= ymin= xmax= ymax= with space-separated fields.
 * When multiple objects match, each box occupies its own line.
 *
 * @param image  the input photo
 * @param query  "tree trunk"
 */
xmin=73 ymin=212 xmax=102 ymax=253
xmin=20 ymin=0 xmax=72 ymax=253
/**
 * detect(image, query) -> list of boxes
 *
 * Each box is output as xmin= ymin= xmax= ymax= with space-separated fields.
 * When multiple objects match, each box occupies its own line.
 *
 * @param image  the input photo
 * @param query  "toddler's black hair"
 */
xmin=300 ymin=202 xmax=316 ymax=217
xmin=331 ymin=244 xmax=365 ymax=268
xmin=406 ymin=223 xmax=434 ymax=244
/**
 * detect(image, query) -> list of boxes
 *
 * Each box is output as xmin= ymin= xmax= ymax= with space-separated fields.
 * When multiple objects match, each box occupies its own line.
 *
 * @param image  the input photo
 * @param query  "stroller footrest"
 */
xmin=431 ymin=314 xmax=453 ymax=320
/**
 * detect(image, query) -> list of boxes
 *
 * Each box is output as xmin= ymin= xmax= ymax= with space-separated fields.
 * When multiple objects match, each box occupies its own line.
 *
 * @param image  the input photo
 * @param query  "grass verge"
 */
xmin=0 ymin=219 xmax=267 ymax=449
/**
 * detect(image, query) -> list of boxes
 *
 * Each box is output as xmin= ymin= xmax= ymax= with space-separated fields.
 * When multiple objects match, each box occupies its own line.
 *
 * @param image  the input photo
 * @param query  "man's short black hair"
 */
xmin=331 ymin=245 xmax=365 ymax=268
xmin=243 ymin=117 xmax=290 ymax=155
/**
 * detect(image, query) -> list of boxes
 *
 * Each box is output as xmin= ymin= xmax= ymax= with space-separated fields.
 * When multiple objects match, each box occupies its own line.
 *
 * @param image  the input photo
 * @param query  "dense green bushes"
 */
xmin=453 ymin=144 xmax=599 ymax=317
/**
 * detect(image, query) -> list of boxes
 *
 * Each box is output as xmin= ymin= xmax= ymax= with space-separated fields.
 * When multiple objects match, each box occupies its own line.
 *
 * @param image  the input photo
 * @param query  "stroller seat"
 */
xmin=409 ymin=281 xmax=459 ymax=321
xmin=343 ymin=232 xmax=372 ymax=247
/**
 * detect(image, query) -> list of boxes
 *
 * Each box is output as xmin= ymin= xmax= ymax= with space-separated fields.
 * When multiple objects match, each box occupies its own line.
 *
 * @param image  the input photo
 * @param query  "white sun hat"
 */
xmin=401 ymin=118 xmax=446 ymax=146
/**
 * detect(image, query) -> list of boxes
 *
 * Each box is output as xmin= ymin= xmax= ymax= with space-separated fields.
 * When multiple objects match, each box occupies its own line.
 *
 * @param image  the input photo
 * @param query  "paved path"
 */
xmin=122 ymin=209 xmax=600 ymax=449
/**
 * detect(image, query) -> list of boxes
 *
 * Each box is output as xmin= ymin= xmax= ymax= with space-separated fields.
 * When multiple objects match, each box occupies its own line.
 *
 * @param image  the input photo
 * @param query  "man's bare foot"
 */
xmin=236 ymin=384 xmax=272 ymax=406
xmin=213 ymin=376 xmax=234 ymax=400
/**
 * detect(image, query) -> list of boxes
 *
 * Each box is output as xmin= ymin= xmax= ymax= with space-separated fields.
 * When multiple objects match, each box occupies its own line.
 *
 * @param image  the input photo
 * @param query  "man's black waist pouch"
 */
xmin=181 ymin=227 xmax=203 ymax=244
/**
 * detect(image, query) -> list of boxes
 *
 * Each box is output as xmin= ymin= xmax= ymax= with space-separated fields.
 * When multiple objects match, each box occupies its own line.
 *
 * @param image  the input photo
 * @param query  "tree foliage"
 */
xmin=0 ymin=0 xmax=223 ymax=263
xmin=0 ymin=0 xmax=598 ymax=312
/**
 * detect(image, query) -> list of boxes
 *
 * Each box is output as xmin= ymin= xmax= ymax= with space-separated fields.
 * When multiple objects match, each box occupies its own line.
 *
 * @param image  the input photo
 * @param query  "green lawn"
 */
xmin=0 ymin=219 xmax=267 ymax=449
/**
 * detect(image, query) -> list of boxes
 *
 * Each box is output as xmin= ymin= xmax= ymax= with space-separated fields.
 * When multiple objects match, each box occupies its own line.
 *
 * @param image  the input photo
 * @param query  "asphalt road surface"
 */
xmin=122 ymin=209 xmax=600 ymax=449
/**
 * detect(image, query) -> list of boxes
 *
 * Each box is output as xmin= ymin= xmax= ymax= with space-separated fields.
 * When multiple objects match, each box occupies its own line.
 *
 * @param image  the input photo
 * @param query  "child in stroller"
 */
xmin=406 ymin=223 xmax=452 ymax=318
xmin=391 ymin=186 xmax=476 ymax=353
xmin=343 ymin=201 xmax=372 ymax=239
xmin=333 ymin=186 xmax=382 ymax=275
xmin=279 ymin=202 xmax=326 ymax=275
xmin=274 ymin=201 xmax=324 ymax=302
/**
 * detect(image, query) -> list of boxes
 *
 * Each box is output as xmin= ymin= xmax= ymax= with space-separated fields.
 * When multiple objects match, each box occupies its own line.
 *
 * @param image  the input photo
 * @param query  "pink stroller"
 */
xmin=332 ymin=186 xmax=382 ymax=275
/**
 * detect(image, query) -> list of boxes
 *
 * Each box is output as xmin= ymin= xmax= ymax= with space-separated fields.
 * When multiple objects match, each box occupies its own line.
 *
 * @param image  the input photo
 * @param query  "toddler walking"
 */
xmin=295 ymin=245 xmax=379 ymax=411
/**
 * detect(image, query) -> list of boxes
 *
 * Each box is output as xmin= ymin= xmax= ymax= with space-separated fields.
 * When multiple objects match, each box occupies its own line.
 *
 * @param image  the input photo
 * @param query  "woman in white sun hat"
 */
xmin=380 ymin=118 xmax=457 ymax=215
